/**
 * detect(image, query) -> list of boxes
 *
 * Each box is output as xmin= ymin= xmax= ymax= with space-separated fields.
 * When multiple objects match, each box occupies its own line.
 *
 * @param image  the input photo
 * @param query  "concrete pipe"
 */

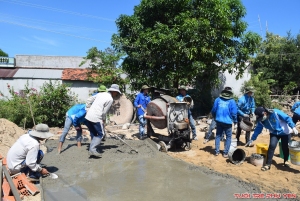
xmin=109 ymin=94 xmax=134 ymax=125
xmin=146 ymin=95 xmax=178 ymax=129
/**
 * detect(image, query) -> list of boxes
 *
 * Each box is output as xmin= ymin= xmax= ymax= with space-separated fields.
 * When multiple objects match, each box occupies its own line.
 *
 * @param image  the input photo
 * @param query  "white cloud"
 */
xmin=33 ymin=36 xmax=58 ymax=46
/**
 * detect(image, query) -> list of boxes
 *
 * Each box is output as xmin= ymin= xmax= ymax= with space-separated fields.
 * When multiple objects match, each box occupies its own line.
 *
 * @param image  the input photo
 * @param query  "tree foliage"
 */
xmin=81 ymin=47 xmax=129 ymax=91
xmin=252 ymin=32 xmax=300 ymax=93
xmin=112 ymin=0 xmax=261 ymax=91
xmin=0 ymin=49 xmax=8 ymax=57
xmin=241 ymin=72 xmax=275 ymax=108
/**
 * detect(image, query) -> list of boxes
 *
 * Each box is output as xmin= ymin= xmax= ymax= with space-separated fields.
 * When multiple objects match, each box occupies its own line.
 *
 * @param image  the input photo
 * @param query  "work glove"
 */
xmin=234 ymin=123 xmax=237 ymax=130
xmin=243 ymin=114 xmax=249 ymax=118
xmin=245 ymin=140 xmax=254 ymax=147
xmin=293 ymin=127 xmax=299 ymax=136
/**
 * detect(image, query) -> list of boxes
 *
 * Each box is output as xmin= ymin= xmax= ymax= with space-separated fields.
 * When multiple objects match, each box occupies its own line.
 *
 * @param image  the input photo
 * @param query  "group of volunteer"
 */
xmin=6 ymin=82 xmax=300 ymax=181
xmin=210 ymin=85 xmax=299 ymax=171
xmin=134 ymin=85 xmax=198 ymax=140
xmin=6 ymin=84 xmax=122 ymax=180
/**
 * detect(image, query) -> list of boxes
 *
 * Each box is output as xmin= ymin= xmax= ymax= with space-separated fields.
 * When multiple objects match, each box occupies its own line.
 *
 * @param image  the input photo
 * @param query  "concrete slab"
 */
xmin=41 ymin=138 xmax=263 ymax=201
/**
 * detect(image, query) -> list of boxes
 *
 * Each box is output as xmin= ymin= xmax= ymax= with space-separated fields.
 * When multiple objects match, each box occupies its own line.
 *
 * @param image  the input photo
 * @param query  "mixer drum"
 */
xmin=146 ymin=95 xmax=178 ymax=129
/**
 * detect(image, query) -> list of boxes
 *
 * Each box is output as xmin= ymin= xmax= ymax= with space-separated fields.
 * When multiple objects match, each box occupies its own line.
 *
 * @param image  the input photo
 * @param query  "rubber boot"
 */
xmin=89 ymin=136 xmax=102 ymax=156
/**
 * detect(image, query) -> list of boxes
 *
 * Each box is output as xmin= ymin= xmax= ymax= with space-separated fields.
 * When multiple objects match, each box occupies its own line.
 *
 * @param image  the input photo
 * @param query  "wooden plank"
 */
xmin=3 ymin=167 xmax=22 ymax=201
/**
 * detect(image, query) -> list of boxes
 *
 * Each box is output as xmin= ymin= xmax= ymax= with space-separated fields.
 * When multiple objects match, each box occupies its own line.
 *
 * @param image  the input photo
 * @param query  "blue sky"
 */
xmin=1 ymin=0 xmax=300 ymax=57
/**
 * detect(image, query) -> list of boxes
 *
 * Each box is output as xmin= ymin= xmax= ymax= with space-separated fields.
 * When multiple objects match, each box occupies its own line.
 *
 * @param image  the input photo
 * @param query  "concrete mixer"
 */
xmin=144 ymin=95 xmax=191 ymax=152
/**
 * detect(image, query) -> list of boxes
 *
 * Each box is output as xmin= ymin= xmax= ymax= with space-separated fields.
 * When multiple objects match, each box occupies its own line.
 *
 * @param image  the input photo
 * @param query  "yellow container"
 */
xmin=256 ymin=143 xmax=268 ymax=156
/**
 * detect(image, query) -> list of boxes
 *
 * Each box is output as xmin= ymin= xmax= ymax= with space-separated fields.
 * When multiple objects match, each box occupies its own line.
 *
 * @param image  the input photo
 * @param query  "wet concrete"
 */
xmin=41 ymin=138 xmax=273 ymax=201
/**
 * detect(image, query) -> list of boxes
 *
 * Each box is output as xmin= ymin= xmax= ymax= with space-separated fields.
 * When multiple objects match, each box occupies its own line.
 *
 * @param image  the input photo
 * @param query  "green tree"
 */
xmin=112 ymin=0 xmax=261 ymax=91
xmin=253 ymin=32 xmax=300 ymax=93
xmin=81 ymin=47 xmax=129 ymax=91
xmin=241 ymin=72 xmax=275 ymax=108
xmin=0 ymin=49 xmax=8 ymax=57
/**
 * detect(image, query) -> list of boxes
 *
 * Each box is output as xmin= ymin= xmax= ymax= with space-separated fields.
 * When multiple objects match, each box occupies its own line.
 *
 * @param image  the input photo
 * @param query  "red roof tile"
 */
xmin=0 ymin=68 xmax=18 ymax=78
xmin=61 ymin=68 xmax=95 ymax=81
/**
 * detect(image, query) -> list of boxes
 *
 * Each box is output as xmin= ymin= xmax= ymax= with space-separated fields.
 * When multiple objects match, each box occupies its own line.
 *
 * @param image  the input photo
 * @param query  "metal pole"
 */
xmin=3 ymin=167 xmax=22 ymax=201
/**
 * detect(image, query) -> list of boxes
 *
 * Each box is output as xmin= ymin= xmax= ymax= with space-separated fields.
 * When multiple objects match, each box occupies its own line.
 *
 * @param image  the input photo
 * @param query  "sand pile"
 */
xmin=0 ymin=118 xmax=24 ymax=156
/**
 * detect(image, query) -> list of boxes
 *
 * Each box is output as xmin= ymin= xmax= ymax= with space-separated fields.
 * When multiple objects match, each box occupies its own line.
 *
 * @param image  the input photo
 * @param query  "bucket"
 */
xmin=228 ymin=148 xmax=246 ymax=164
xmin=279 ymin=140 xmax=290 ymax=160
xmin=256 ymin=143 xmax=268 ymax=156
xmin=240 ymin=119 xmax=253 ymax=132
xmin=288 ymin=141 xmax=300 ymax=166
xmin=250 ymin=154 xmax=265 ymax=167
xmin=224 ymin=138 xmax=237 ymax=151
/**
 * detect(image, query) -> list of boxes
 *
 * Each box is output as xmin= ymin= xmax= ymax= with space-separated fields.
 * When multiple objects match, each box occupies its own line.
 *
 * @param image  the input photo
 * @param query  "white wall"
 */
xmin=212 ymin=68 xmax=251 ymax=98
xmin=15 ymin=55 xmax=91 ymax=68
xmin=62 ymin=81 xmax=98 ymax=102
xmin=0 ymin=79 xmax=98 ymax=102
xmin=0 ymin=78 xmax=61 ymax=99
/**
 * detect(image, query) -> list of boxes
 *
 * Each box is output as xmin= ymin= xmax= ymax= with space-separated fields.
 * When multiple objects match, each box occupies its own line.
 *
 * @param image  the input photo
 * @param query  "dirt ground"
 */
xmin=168 ymin=128 xmax=300 ymax=196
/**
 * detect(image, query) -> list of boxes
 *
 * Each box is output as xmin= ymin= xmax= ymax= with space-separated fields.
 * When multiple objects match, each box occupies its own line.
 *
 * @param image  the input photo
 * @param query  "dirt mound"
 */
xmin=0 ymin=118 xmax=24 ymax=156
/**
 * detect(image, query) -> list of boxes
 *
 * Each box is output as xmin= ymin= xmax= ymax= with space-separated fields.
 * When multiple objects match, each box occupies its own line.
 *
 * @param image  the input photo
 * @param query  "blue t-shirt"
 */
xmin=211 ymin=97 xmax=238 ymax=125
xmin=134 ymin=92 xmax=151 ymax=116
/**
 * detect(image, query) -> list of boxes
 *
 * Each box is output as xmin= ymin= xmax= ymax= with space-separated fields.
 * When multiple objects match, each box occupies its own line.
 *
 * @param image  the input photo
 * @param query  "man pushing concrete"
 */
xmin=85 ymin=84 xmax=121 ymax=157
xmin=7 ymin=124 xmax=53 ymax=181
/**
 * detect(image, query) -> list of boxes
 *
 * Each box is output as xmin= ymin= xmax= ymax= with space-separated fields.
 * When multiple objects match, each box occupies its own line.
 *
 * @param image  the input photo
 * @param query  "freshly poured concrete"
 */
xmin=42 ymin=138 xmax=263 ymax=201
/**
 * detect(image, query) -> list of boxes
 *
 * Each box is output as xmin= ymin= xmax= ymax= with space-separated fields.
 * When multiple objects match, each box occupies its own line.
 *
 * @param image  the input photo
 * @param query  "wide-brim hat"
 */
xmin=98 ymin=85 xmax=107 ymax=92
xmin=219 ymin=87 xmax=233 ymax=99
xmin=178 ymin=85 xmax=187 ymax=91
xmin=141 ymin=85 xmax=150 ymax=90
xmin=245 ymin=86 xmax=255 ymax=93
xmin=29 ymin=124 xmax=54 ymax=139
xmin=107 ymin=84 xmax=122 ymax=94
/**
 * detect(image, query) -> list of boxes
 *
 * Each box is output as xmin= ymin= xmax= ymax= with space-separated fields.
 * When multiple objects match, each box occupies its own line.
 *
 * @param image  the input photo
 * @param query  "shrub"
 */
xmin=0 ymin=81 xmax=77 ymax=128
xmin=241 ymin=72 xmax=280 ymax=109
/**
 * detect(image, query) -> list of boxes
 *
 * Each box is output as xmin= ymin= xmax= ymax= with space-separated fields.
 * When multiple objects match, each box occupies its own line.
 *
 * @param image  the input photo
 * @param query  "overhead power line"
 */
xmin=0 ymin=13 xmax=115 ymax=33
xmin=0 ymin=19 xmax=111 ymax=43
xmin=0 ymin=0 xmax=115 ymax=22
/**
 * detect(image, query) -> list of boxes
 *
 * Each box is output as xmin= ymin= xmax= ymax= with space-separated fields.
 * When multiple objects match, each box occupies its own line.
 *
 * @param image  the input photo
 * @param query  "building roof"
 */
xmin=15 ymin=55 xmax=92 ymax=69
xmin=13 ymin=69 xmax=63 ymax=79
xmin=0 ymin=68 xmax=18 ymax=78
xmin=62 ymin=68 xmax=92 ymax=81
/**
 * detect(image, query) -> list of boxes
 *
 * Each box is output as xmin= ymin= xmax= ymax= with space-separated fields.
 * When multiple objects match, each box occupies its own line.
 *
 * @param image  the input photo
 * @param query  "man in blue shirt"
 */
xmin=236 ymin=86 xmax=256 ymax=145
xmin=211 ymin=86 xmax=238 ymax=158
xmin=57 ymin=104 xmax=90 ymax=154
xmin=291 ymin=101 xmax=300 ymax=124
xmin=246 ymin=107 xmax=298 ymax=171
xmin=176 ymin=86 xmax=197 ymax=140
xmin=134 ymin=85 xmax=151 ymax=139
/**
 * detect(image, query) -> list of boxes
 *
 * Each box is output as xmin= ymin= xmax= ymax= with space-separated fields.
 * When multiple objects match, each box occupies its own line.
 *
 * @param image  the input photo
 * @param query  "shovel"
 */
xmin=105 ymin=129 xmax=138 ymax=153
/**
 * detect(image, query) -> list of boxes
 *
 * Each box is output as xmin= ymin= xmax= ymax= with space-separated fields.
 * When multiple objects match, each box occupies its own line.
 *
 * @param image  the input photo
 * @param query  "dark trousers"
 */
xmin=266 ymin=134 xmax=291 ymax=166
xmin=292 ymin=113 xmax=300 ymax=124
xmin=236 ymin=115 xmax=250 ymax=143
xmin=20 ymin=150 xmax=44 ymax=178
